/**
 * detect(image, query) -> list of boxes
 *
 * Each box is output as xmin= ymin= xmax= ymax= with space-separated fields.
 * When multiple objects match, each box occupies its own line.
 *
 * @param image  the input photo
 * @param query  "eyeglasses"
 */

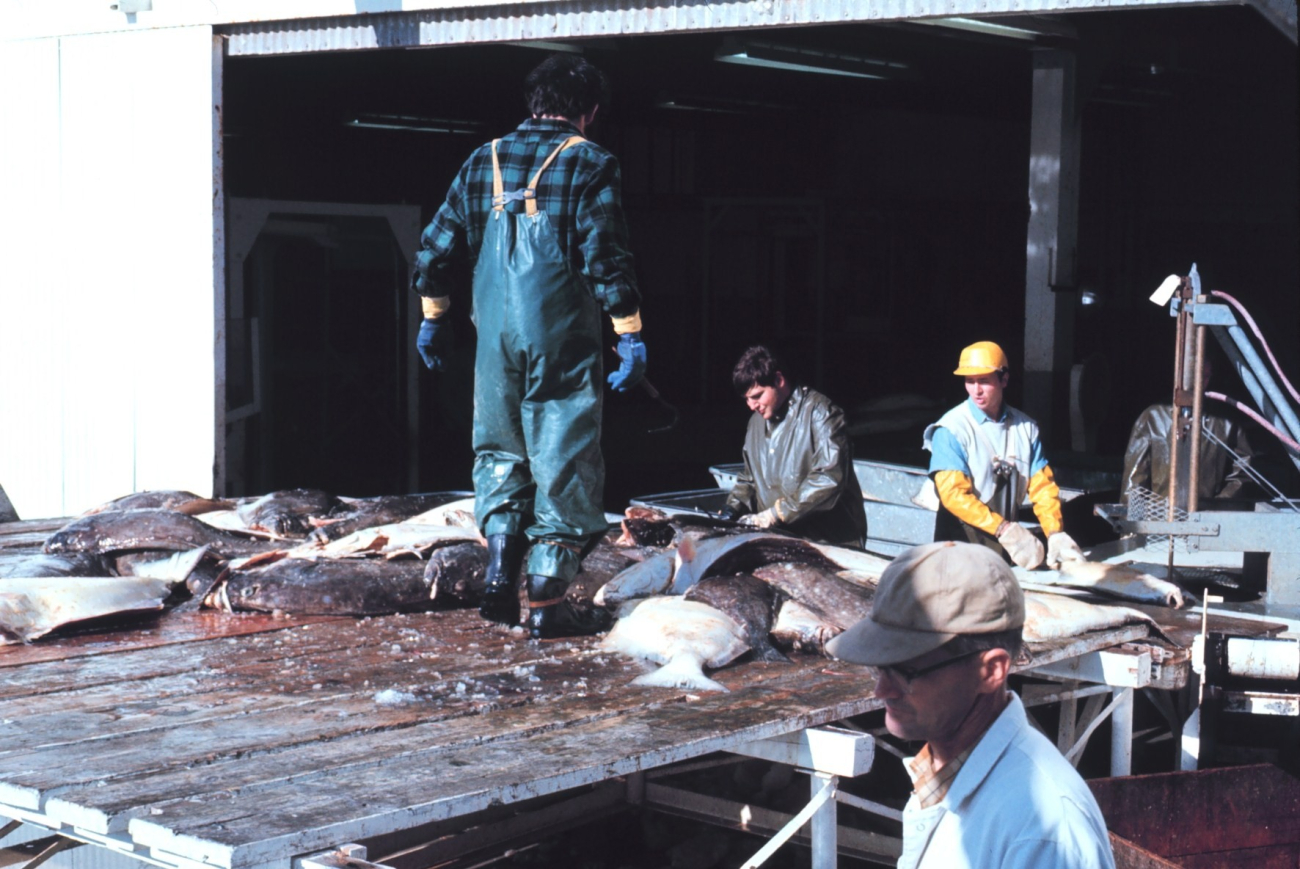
xmin=867 ymin=650 xmax=982 ymax=694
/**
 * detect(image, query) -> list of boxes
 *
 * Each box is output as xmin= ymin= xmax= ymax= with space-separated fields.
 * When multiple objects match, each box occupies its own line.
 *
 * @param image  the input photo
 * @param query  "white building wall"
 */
xmin=0 ymin=26 xmax=219 ymax=519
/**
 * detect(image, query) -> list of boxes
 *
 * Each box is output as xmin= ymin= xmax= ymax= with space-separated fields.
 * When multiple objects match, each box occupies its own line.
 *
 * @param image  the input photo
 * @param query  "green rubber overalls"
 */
xmin=470 ymin=136 xmax=607 ymax=582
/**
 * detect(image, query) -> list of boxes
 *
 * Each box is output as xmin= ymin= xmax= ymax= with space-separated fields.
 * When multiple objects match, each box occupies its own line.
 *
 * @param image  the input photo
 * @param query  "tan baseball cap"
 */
xmin=825 ymin=541 xmax=1025 ymax=666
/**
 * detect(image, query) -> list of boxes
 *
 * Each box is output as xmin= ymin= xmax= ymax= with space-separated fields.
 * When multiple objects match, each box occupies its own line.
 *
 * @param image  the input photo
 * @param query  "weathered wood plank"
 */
xmin=0 ymin=623 xmax=827 ymax=812
xmin=44 ymin=662 xmax=826 ymax=836
xmin=1021 ymin=626 xmax=1151 ymax=669
xmin=0 ymin=610 xmax=519 ymax=697
xmin=0 ymin=612 xmax=342 ymax=670
xmin=0 ymin=643 xmax=649 ymax=809
xmin=0 ymin=620 xmax=622 ymax=751
xmin=125 ymin=671 xmax=878 ymax=869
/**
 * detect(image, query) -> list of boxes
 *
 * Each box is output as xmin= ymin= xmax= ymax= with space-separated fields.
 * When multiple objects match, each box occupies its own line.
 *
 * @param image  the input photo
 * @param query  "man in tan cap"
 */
xmin=826 ymin=541 xmax=1115 ymax=869
xmin=923 ymin=340 xmax=1085 ymax=571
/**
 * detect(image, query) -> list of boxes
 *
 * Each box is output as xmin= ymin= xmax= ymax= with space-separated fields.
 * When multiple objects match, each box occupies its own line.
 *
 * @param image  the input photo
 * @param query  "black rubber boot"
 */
xmin=526 ymin=574 xmax=569 ymax=640
xmin=479 ymin=534 xmax=526 ymax=625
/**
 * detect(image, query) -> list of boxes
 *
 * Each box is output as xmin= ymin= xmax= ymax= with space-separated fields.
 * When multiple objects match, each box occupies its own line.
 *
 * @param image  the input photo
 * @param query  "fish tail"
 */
xmin=631 ymin=656 xmax=729 ymax=693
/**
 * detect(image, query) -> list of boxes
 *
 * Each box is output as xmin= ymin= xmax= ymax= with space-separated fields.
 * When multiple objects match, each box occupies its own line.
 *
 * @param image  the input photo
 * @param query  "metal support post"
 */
xmin=1109 ymin=687 xmax=1134 ymax=776
xmin=1022 ymin=48 xmax=1081 ymax=438
xmin=809 ymin=772 xmax=837 ymax=869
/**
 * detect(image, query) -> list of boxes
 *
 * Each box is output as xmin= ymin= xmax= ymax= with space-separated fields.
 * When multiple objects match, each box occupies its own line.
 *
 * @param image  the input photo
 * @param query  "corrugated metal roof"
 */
xmin=221 ymin=0 xmax=1296 ymax=56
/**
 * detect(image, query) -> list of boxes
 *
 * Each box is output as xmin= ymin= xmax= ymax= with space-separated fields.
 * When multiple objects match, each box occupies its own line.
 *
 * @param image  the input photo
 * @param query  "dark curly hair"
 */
xmin=525 ymin=53 xmax=611 ymax=120
xmin=732 ymin=345 xmax=789 ymax=395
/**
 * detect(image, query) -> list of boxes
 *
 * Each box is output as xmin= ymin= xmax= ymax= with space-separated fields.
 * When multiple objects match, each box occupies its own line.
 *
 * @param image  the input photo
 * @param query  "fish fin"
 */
xmin=753 ymin=644 xmax=792 ymax=664
xmin=131 ymin=546 xmax=211 ymax=582
xmin=668 ymin=537 xmax=698 ymax=594
xmin=631 ymin=656 xmax=728 ymax=693
xmin=677 ymin=536 xmax=696 ymax=565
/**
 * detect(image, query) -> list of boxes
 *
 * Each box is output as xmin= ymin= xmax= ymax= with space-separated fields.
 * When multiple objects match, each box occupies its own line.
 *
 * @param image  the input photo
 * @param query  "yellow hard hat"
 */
xmin=953 ymin=341 xmax=1009 ymax=376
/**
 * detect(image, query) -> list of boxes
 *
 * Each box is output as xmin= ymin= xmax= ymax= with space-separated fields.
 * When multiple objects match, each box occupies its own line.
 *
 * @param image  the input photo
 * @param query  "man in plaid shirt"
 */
xmin=412 ymin=53 xmax=646 ymax=639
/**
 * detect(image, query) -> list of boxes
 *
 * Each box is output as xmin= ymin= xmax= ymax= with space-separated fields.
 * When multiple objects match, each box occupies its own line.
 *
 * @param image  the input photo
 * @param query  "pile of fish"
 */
xmin=2 ymin=493 xmax=1190 ymax=677
xmin=0 ymin=489 xmax=493 ymax=643
xmin=596 ymin=509 xmax=1190 ymax=691
xmin=595 ymin=511 xmax=891 ymax=690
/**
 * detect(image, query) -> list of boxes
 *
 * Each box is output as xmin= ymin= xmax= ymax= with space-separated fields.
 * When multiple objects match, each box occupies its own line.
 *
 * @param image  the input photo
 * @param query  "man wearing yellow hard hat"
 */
xmin=922 ymin=341 xmax=1085 ymax=571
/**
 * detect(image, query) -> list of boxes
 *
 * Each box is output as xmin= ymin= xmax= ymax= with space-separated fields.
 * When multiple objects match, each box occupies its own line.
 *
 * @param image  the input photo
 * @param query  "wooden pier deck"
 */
xmin=0 ymin=601 xmax=1159 ymax=869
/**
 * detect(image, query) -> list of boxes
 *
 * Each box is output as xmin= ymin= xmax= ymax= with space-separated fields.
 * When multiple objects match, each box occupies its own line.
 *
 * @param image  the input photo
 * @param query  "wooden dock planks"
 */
xmin=0 ymin=601 xmax=1160 ymax=869
xmin=4 ymin=516 xmax=1252 ymax=869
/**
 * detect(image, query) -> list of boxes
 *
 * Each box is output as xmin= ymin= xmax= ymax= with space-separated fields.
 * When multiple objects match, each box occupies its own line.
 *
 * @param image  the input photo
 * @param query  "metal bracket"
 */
xmin=1027 ymin=645 xmax=1153 ymax=688
xmin=730 ymin=726 xmax=874 ymax=778
xmin=1188 ymin=302 xmax=1239 ymax=327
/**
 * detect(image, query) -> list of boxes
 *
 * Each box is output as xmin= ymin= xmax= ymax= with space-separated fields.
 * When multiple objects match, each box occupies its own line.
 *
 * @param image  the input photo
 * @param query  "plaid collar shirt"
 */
xmin=413 ymin=117 xmax=640 ymax=318
xmin=905 ymin=742 xmax=978 ymax=810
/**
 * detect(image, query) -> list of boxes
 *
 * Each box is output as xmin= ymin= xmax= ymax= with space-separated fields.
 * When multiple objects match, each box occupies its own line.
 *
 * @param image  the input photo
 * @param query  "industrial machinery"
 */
xmin=1095 ymin=264 xmax=1300 ymax=615
xmin=1190 ymin=631 xmax=1300 ymax=769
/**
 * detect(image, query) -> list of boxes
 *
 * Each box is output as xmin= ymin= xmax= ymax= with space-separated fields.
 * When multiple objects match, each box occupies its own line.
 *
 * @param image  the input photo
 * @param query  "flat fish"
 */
xmin=407 ymin=496 xmax=478 ymax=530
xmin=567 ymin=536 xmax=641 ymax=627
xmin=593 ymin=551 xmax=676 ymax=608
xmin=424 ymin=541 xmax=489 ymax=606
xmin=615 ymin=506 xmax=676 ymax=548
xmin=601 ymin=597 xmax=750 ymax=693
xmin=215 ymin=556 xmax=434 ymax=615
xmin=112 ymin=547 xmax=222 ymax=612
xmin=0 ymin=552 xmax=113 ymax=579
xmin=236 ymin=489 xmax=340 ymax=537
xmin=45 ymin=510 xmax=279 ymax=559
xmin=290 ymin=522 xmax=482 ymax=560
xmin=685 ymin=574 xmax=789 ymax=663
xmin=751 ymin=562 xmax=875 ymax=631
xmin=596 ymin=533 xmax=848 ymax=608
xmin=671 ymin=533 xmax=842 ymax=594
xmin=83 ymin=490 xmax=234 ymax=516
xmin=308 ymin=494 xmax=461 ymax=544
xmin=0 ymin=549 xmax=205 ymax=643
xmin=806 ymin=542 xmax=891 ymax=582
xmin=1038 ymin=560 xmax=1190 ymax=608
xmin=1022 ymin=592 xmax=1165 ymax=643
xmin=771 ymin=599 xmax=842 ymax=654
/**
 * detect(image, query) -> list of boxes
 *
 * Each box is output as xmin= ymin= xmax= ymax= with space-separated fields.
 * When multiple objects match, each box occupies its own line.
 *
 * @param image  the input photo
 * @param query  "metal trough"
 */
xmin=633 ymin=459 xmax=1105 ymax=556
xmin=1088 ymin=763 xmax=1300 ymax=867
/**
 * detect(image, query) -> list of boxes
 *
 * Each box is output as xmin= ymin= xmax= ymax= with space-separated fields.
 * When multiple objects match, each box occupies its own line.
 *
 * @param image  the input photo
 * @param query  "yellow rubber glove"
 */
xmin=1027 ymin=466 xmax=1064 ymax=536
xmin=933 ymin=470 xmax=1003 ymax=536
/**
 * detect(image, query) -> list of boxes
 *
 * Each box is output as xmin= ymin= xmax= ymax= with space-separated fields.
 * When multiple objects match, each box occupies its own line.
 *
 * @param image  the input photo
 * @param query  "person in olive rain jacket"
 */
xmin=722 ymin=346 xmax=867 ymax=549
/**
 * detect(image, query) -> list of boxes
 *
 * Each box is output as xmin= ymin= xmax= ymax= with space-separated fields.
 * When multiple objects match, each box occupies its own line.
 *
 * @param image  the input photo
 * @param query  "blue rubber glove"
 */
xmin=416 ymin=318 xmax=454 ymax=371
xmin=607 ymin=332 xmax=647 ymax=392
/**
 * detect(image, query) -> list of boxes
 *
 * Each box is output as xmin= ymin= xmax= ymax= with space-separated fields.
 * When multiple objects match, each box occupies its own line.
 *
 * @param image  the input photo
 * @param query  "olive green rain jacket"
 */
xmin=1119 ymin=404 xmax=1254 ymax=507
xmin=724 ymin=386 xmax=867 ymax=549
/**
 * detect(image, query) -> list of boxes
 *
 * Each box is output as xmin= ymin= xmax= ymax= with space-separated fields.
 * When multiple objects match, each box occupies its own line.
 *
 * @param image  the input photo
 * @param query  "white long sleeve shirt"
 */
xmin=899 ymin=694 xmax=1116 ymax=869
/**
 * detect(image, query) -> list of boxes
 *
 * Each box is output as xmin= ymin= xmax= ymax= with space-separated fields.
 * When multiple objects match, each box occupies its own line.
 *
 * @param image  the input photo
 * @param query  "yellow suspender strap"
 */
xmin=490 ymin=139 xmax=505 ymax=212
xmin=524 ymin=136 xmax=585 ymax=216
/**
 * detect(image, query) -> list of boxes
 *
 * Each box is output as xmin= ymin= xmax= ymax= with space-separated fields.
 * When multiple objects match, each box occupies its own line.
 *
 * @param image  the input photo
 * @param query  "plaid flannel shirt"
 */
xmin=413 ymin=118 xmax=640 ymax=319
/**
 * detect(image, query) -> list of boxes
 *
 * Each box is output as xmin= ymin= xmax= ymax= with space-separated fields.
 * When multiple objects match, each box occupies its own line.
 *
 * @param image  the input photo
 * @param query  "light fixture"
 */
xmin=501 ymin=41 xmax=584 ymax=54
xmin=913 ymin=17 xmax=1045 ymax=41
xmin=715 ymin=39 xmax=909 ymax=80
xmin=345 ymin=114 xmax=482 ymax=134
xmin=654 ymin=94 xmax=793 ymax=114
